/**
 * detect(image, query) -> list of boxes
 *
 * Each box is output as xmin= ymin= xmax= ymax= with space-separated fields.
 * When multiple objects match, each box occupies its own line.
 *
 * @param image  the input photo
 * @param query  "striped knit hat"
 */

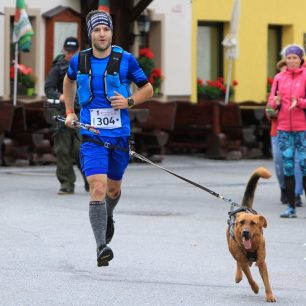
xmin=87 ymin=11 xmax=113 ymax=39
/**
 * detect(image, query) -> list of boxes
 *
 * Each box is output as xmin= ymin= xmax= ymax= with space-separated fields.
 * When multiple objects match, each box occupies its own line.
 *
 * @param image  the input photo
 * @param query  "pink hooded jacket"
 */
xmin=267 ymin=67 xmax=306 ymax=131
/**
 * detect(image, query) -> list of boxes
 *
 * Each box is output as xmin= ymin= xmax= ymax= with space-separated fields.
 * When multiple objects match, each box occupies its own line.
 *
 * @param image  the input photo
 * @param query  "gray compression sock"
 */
xmin=89 ymin=201 xmax=107 ymax=248
xmin=106 ymin=192 xmax=121 ymax=217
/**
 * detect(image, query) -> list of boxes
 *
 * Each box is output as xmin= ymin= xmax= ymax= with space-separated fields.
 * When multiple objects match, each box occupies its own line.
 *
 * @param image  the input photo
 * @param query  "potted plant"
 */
xmin=197 ymin=77 xmax=238 ymax=102
xmin=138 ymin=48 xmax=155 ymax=78
xmin=138 ymin=48 xmax=165 ymax=96
xmin=10 ymin=63 xmax=36 ymax=96
xmin=149 ymin=68 xmax=165 ymax=96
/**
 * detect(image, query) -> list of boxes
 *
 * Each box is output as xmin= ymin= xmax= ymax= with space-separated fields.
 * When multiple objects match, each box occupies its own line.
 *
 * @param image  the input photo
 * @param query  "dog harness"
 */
xmin=227 ymin=206 xmax=258 ymax=262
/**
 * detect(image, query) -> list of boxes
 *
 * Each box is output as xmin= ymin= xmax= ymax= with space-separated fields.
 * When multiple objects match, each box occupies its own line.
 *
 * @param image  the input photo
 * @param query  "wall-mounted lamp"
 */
xmin=129 ymin=12 xmax=151 ymax=45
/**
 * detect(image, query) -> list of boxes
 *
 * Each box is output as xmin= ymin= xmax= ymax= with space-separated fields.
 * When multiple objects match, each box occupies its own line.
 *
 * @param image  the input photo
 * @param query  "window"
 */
xmin=267 ymin=26 xmax=282 ymax=77
xmin=197 ymin=22 xmax=223 ymax=82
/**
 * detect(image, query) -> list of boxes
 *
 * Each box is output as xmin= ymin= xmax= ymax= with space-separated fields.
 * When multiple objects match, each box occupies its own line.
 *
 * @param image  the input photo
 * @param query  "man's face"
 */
xmin=91 ymin=24 xmax=112 ymax=52
xmin=64 ymin=50 xmax=77 ymax=61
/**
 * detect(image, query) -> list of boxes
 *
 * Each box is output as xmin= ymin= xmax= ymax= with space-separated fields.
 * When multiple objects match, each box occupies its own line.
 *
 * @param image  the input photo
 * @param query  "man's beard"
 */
xmin=93 ymin=40 xmax=112 ymax=52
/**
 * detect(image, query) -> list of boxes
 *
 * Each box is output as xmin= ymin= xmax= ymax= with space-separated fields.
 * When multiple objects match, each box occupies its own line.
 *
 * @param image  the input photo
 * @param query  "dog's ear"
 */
xmin=258 ymin=215 xmax=267 ymax=228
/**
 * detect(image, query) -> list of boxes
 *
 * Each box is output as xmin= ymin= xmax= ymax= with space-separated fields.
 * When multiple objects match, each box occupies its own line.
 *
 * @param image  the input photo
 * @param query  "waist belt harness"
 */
xmin=82 ymin=135 xmax=130 ymax=153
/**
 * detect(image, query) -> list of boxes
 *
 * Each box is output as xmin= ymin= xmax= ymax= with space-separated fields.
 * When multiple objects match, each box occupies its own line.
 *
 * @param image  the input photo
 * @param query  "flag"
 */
xmin=12 ymin=0 xmax=34 ymax=52
xmin=98 ymin=0 xmax=110 ymax=13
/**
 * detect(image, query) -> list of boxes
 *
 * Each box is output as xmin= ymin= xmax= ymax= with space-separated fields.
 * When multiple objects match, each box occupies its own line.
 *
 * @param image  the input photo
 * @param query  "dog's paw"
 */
xmin=265 ymin=294 xmax=276 ymax=302
xmin=251 ymin=282 xmax=259 ymax=294
xmin=235 ymin=274 xmax=242 ymax=283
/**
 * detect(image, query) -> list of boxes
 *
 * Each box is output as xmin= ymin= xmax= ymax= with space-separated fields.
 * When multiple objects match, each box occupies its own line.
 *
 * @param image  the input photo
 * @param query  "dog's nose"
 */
xmin=242 ymin=230 xmax=250 ymax=239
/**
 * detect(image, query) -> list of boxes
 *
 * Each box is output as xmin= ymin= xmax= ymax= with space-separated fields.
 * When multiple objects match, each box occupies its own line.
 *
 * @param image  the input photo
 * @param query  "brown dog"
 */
xmin=226 ymin=167 xmax=276 ymax=302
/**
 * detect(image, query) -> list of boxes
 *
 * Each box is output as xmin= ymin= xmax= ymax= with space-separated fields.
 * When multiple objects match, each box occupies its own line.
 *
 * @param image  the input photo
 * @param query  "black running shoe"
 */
xmin=97 ymin=244 xmax=113 ymax=267
xmin=295 ymin=195 xmax=303 ymax=207
xmin=106 ymin=216 xmax=115 ymax=244
xmin=280 ymin=189 xmax=288 ymax=204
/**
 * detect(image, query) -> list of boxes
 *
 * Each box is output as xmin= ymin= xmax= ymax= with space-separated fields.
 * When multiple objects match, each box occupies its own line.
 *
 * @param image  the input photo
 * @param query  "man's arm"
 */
xmin=110 ymin=82 xmax=153 ymax=110
xmin=128 ymin=82 xmax=154 ymax=107
xmin=63 ymin=74 xmax=78 ymax=126
xmin=44 ymin=67 xmax=62 ymax=100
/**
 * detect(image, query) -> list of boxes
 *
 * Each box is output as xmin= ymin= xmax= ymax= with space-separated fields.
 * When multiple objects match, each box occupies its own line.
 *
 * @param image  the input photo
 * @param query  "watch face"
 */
xmin=128 ymin=98 xmax=134 ymax=107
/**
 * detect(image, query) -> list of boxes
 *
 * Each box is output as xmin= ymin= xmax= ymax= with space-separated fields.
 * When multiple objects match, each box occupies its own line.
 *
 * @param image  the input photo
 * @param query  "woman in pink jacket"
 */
xmin=267 ymin=44 xmax=306 ymax=218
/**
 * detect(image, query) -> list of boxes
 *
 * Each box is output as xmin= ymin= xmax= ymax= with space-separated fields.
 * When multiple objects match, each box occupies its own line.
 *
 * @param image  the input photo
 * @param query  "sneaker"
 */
xmin=295 ymin=195 xmax=303 ymax=207
xmin=280 ymin=207 xmax=297 ymax=218
xmin=57 ymin=188 xmax=74 ymax=195
xmin=106 ymin=216 xmax=115 ymax=244
xmin=97 ymin=244 xmax=113 ymax=267
xmin=280 ymin=189 xmax=288 ymax=204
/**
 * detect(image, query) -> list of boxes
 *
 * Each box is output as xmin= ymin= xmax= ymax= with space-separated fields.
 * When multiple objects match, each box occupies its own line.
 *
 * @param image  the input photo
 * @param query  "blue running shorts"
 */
xmin=80 ymin=136 xmax=130 ymax=180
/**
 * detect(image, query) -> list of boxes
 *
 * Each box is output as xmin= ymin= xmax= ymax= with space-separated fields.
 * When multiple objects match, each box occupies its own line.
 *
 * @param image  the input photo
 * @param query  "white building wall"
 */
xmin=0 ymin=0 xmax=80 ymax=98
xmin=148 ymin=0 xmax=192 ymax=98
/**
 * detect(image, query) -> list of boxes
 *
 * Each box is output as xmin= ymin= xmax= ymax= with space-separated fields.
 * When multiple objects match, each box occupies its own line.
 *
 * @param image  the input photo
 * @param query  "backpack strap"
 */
xmin=78 ymin=49 xmax=92 ymax=74
xmin=106 ymin=45 xmax=123 ymax=75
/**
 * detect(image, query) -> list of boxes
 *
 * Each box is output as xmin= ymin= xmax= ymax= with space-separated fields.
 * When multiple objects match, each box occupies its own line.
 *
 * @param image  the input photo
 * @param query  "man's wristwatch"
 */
xmin=127 ymin=97 xmax=135 ymax=108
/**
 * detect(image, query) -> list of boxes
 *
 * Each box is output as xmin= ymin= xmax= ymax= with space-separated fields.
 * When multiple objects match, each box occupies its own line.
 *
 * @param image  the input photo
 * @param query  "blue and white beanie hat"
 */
xmin=87 ymin=11 xmax=113 ymax=39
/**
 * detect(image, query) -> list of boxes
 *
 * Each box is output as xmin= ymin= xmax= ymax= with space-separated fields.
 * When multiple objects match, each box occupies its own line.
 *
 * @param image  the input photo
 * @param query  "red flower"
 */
xmin=10 ymin=66 xmax=15 ymax=79
xmin=197 ymin=76 xmax=238 ymax=99
xmin=149 ymin=68 xmax=164 ymax=95
xmin=197 ymin=78 xmax=204 ymax=86
xmin=267 ymin=77 xmax=274 ymax=85
xmin=139 ymin=48 xmax=154 ymax=59
xmin=267 ymin=77 xmax=274 ymax=92
xmin=151 ymin=68 xmax=162 ymax=78
xmin=10 ymin=63 xmax=33 ymax=79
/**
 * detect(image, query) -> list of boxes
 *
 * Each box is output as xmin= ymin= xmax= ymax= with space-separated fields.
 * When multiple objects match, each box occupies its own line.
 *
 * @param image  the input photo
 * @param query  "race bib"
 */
xmin=90 ymin=108 xmax=121 ymax=129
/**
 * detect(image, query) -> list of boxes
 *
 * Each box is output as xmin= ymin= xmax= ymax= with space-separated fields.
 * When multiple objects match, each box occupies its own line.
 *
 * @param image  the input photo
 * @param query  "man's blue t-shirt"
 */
xmin=67 ymin=49 xmax=148 ymax=137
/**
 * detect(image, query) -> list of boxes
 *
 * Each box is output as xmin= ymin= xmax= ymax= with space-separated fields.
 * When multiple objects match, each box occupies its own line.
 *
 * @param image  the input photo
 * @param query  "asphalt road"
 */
xmin=0 ymin=156 xmax=305 ymax=306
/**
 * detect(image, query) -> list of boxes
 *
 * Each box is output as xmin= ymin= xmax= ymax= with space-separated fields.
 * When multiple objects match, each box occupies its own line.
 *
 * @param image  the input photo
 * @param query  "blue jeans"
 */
xmin=271 ymin=135 xmax=303 ymax=195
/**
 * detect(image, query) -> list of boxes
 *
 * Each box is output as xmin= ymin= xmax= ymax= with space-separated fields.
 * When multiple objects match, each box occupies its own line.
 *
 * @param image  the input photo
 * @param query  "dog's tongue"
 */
xmin=242 ymin=237 xmax=252 ymax=250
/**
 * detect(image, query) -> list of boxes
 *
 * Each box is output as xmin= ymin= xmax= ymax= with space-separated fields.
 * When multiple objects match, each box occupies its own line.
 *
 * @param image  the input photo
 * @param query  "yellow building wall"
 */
xmin=192 ymin=0 xmax=306 ymax=103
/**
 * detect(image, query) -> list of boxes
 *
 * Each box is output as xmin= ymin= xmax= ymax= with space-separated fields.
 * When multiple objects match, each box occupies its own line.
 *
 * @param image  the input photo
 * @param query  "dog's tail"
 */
xmin=241 ymin=167 xmax=272 ymax=209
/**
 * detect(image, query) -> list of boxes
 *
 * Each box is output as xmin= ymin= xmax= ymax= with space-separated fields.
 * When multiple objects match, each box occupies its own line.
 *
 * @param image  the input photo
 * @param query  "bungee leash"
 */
xmin=52 ymin=115 xmax=240 ymax=209
xmin=131 ymin=150 xmax=240 ymax=209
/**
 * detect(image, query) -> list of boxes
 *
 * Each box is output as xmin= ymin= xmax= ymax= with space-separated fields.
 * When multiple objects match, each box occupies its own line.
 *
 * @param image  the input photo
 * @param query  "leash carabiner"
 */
xmin=52 ymin=115 xmax=100 ymax=134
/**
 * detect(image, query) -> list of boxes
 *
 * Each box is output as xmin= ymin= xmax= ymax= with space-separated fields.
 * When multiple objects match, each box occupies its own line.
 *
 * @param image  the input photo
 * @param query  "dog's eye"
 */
xmin=250 ymin=220 xmax=257 ymax=225
xmin=239 ymin=220 xmax=245 ymax=225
